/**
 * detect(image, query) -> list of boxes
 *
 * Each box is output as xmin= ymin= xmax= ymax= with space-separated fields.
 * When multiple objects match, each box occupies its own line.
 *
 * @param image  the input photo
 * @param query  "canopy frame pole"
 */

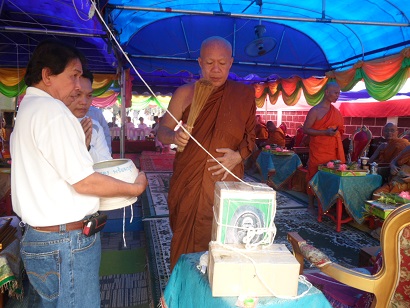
xmin=107 ymin=5 xmax=410 ymax=27
xmin=120 ymin=67 xmax=126 ymax=158
xmin=127 ymin=54 xmax=326 ymax=71
xmin=0 ymin=26 xmax=107 ymax=37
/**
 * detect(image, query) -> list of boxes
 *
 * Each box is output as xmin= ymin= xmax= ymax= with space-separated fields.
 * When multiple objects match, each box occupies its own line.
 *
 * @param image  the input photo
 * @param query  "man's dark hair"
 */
xmin=82 ymin=68 xmax=94 ymax=84
xmin=24 ymin=39 xmax=87 ymax=86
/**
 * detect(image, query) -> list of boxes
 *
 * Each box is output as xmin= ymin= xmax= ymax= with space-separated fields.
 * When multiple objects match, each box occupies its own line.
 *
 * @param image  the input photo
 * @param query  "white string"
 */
xmin=121 ymin=203 xmax=135 ymax=248
xmin=72 ymin=0 xmax=92 ymax=22
xmin=212 ymin=203 xmax=277 ymax=248
xmin=122 ymin=206 xmax=127 ymax=248
xmin=212 ymin=242 xmax=313 ymax=299
xmin=89 ymin=0 xmax=261 ymax=188
xmin=89 ymin=4 xmax=306 ymax=297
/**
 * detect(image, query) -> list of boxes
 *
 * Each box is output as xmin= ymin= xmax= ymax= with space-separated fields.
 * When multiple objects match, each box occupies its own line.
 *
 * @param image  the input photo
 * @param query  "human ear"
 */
xmin=42 ymin=67 xmax=52 ymax=86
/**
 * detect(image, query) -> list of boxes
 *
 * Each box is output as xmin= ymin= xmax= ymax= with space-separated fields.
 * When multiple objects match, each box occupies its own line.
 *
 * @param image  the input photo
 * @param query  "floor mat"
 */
xmin=100 ymin=249 xmax=146 ymax=276
xmin=144 ymin=218 xmax=172 ymax=308
xmin=143 ymin=172 xmax=172 ymax=218
xmin=100 ymin=272 xmax=150 ymax=308
xmin=139 ymin=155 xmax=175 ymax=172
xmin=143 ymin=172 xmax=305 ymax=218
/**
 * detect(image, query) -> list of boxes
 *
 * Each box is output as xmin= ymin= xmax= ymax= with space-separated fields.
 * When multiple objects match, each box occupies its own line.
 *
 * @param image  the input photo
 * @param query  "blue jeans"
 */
xmin=20 ymin=225 xmax=101 ymax=307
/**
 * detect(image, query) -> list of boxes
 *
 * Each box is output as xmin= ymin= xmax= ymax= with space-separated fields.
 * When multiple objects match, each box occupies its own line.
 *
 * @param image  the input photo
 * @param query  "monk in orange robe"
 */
xmin=369 ymin=123 xmax=409 ymax=164
xmin=158 ymin=37 xmax=256 ymax=270
xmin=373 ymin=145 xmax=410 ymax=196
xmin=303 ymin=82 xmax=345 ymax=207
xmin=266 ymin=120 xmax=286 ymax=147
xmin=255 ymin=115 xmax=268 ymax=139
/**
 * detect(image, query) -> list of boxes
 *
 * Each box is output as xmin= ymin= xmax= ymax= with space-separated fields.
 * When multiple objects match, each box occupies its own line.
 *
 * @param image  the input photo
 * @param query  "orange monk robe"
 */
xmin=167 ymin=80 xmax=256 ymax=270
xmin=255 ymin=123 xmax=268 ymax=139
xmin=267 ymin=127 xmax=286 ymax=147
xmin=373 ymin=152 xmax=410 ymax=197
xmin=307 ymin=105 xmax=345 ymax=193
xmin=378 ymin=138 xmax=410 ymax=163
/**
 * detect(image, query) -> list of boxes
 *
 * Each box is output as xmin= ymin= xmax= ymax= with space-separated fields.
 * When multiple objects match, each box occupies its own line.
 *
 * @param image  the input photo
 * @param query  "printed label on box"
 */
xmin=212 ymin=182 xmax=276 ymax=245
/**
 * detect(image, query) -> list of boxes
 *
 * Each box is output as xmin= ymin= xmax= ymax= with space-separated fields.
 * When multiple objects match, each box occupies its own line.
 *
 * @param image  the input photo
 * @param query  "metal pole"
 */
xmin=0 ymin=26 xmax=107 ymax=37
xmin=107 ymin=5 xmax=410 ymax=27
xmin=128 ymin=54 xmax=327 ymax=71
xmin=120 ymin=68 xmax=126 ymax=158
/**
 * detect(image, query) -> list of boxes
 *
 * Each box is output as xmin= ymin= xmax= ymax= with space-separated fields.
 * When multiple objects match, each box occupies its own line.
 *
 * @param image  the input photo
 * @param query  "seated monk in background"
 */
xmin=369 ymin=123 xmax=409 ymax=164
xmin=266 ymin=120 xmax=285 ymax=147
xmin=255 ymin=115 xmax=268 ymax=139
xmin=373 ymin=145 xmax=410 ymax=197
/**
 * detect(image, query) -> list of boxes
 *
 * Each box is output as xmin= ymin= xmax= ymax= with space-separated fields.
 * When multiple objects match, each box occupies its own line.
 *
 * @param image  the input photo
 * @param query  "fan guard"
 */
xmin=245 ymin=25 xmax=276 ymax=57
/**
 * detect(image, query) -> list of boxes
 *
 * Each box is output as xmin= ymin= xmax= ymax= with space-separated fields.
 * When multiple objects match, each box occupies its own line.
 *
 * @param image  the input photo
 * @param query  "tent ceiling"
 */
xmin=0 ymin=0 xmax=409 ymax=94
xmin=0 ymin=0 xmax=118 ymax=74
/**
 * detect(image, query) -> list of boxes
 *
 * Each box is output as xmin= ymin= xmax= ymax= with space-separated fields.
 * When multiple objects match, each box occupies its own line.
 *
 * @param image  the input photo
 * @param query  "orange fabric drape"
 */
xmin=254 ymin=47 xmax=410 ymax=107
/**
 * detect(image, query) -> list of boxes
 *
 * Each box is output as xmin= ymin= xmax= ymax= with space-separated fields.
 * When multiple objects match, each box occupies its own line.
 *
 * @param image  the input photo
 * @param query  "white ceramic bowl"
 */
xmin=93 ymin=159 xmax=139 ymax=211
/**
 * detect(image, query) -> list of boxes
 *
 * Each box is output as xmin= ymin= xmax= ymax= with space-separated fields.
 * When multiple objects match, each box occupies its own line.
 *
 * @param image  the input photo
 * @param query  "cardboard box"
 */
xmin=208 ymin=242 xmax=300 ymax=297
xmin=212 ymin=182 xmax=276 ymax=245
xmin=365 ymin=200 xmax=398 ymax=219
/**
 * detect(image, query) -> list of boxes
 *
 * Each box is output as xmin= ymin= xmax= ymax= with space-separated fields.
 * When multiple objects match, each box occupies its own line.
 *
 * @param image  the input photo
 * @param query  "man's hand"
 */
xmin=207 ymin=148 xmax=242 ymax=181
xmin=134 ymin=171 xmax=147 ymax=187
xmin=325 ymin=127 xmax=337 ymax=136
xmin=81 ymin=117 xmax=93 ymax=150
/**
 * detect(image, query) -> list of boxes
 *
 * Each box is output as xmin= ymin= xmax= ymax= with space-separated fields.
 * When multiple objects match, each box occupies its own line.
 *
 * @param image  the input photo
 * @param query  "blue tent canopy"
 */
xmin=1 ymin=0 xmax=409 ymax=93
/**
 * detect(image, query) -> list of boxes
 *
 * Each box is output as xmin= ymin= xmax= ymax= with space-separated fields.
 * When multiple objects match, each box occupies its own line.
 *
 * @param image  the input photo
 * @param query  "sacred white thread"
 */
xmin=89 ymin=1 xmax=312 ymax=299
xmin=89 ymin=0 xmax=260 ymax=188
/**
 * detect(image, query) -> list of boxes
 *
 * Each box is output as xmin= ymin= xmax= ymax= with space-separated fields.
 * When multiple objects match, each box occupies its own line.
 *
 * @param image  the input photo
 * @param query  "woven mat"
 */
xmin=143 ymin=173 xmax=305 ymax=218
xmin=144 ymin=218 xmax=172 ymax=308
xmin=139 ymin=155 xmax=175 ymax=172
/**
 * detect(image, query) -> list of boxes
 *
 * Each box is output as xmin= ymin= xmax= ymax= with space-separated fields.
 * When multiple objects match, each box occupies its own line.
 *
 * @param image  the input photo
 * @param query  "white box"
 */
xmin=208 ymin=242 xmax=300 ymax=297
xmin=212 ymin=181 xmax=276 ymax=245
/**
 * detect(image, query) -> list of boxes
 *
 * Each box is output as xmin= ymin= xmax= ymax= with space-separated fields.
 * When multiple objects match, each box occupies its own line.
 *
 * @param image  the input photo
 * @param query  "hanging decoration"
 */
xmin=253 ymin=47 xmax=410 ymax=107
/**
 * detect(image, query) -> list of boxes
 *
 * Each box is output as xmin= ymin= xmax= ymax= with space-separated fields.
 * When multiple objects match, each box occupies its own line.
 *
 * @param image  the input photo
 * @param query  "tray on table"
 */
xmin=263 ymin=150 xmax=294 ymax=156
xmin=318 ymin=165 xmax=367 ymax=176
xmin=365 ymin=200 xmax=402 ymax=219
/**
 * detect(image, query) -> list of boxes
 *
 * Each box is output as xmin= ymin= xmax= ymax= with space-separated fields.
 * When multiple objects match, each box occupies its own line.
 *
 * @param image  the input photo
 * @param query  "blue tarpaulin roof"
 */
xmin=1 ymin=0 xmax=409 ymax=93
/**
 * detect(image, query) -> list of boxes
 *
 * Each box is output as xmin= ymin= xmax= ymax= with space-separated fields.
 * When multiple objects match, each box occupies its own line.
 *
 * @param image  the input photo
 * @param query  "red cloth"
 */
xmin=307 ymin=105 xmax=345 ymax=193
xmin=294 ymin=127 xmax=305 ymax=147
xmin=339 ymin=99 xmax=410 ymax=118
xmin=351 ymin=130 xmax=371 ymax=162
xmin=168 ymin=80 xmax=256 ymax=270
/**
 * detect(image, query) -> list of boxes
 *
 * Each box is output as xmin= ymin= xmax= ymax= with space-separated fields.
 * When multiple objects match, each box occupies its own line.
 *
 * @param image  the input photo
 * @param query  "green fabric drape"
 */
xmin=0 ymin=81 xmax=27 ymax=97
xmin=118 ymin=95 xmax=170 ymax=110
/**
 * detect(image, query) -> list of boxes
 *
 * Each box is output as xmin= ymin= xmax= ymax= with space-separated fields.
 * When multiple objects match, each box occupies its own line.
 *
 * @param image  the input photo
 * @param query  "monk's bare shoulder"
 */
xmin=172 ymin=82 xmax=195 ymax=111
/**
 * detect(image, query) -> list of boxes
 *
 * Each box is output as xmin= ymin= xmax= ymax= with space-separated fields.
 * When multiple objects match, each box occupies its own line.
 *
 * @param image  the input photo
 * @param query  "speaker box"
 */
xmin=212 ymin=181 xmax=276 ymax=245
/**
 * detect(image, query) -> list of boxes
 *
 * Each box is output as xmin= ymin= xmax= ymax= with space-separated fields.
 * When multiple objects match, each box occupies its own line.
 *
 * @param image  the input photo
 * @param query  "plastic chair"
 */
xmin=348 ymin=125 xmax=372 ymax=162
xmin=294 ymin=126 xmax=306 ymax=148
xmin=110 ymin=127 xmax=120 ymax=139
xmin=287 ymin=203 xmax=410 ymax=307
xmin=279 ymin=122 xmax=287 ymax=135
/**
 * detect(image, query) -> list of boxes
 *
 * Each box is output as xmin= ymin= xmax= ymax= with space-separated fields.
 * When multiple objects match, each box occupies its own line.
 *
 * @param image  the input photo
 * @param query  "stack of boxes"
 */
xmin=208 ymin=181 xmax=300 ymax=297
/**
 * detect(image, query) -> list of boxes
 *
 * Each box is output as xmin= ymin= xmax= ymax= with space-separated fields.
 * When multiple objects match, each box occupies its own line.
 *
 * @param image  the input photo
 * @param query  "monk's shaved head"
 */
xmin=383 ymin=122 xmax=398 ymax=140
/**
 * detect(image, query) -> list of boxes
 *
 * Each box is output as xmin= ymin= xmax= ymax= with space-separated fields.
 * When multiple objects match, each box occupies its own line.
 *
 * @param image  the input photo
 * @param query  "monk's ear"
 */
xmin=41 ymin=67 xmax=53 ymax=86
